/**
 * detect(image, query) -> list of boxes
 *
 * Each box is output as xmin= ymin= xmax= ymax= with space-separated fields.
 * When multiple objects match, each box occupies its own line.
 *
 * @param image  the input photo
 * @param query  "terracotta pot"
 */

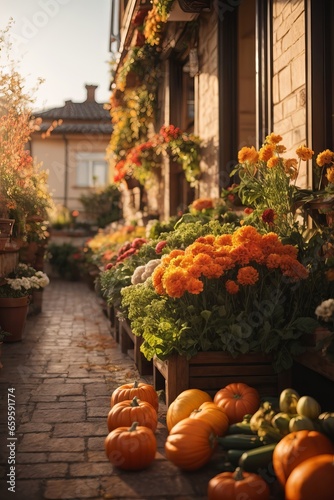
xmin=0 ymin=295 xmax=30 ymax=342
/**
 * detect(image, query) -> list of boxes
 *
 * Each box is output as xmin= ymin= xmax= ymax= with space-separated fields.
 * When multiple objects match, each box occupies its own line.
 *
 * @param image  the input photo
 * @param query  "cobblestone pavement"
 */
xmin=0 ymin=279 xmax=220 ymax=500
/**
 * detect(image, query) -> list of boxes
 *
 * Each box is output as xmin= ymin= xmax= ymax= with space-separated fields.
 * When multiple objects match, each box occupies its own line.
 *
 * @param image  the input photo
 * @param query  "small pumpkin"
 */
xmin=208 ymin=467 xmax=270 ymax=500
xmin=104 ymin=421 xmax=157 ymax=470
xmin=289 ymin=415 xmax=315 ymax=432
xmin=285 ymin=454 xmax=334 ymax=500
xmin=107 ymin=396 xmax=158 ymax=432
xmin=166 ymin=389 xmax=212 ymax=431
xmin=279 ymin=388 xmax=300 ymax=414
xmin=296 ymin=395 xmax=321 ymax=419
xmin=272 ymin=430 xmax=334 ymax=486
xmin=190 ymin=401 xmax=229 ymax=436
xmin=214 ymin=383 xmax=260 ymax=424
xmin=111 ymin=380 xmax=159 ymax=411
xmin=165 ymin=417 xmax=217 ymax=470
xmin=319 ymin=412 xmax=334 ymax=439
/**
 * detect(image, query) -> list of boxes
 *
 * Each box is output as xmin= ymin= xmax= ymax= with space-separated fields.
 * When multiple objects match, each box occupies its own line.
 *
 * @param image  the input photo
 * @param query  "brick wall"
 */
xmin=272 ymin=0 xmax=309 ymax=187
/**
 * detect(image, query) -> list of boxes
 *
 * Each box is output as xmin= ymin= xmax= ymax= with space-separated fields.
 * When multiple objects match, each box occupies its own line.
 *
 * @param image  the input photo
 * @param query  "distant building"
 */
xmin=31 ymin=84 xmax=112 ymax=218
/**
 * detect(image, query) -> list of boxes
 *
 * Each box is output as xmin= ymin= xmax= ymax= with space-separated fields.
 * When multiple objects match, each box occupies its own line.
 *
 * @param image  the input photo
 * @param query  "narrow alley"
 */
xmin=0 ymin=279 xmax=217 ymax=500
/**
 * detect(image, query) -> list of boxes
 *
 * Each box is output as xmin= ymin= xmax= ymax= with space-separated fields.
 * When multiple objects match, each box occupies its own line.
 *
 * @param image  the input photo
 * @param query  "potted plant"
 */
xmin=0 ymin=263 xmax=49 ymax=341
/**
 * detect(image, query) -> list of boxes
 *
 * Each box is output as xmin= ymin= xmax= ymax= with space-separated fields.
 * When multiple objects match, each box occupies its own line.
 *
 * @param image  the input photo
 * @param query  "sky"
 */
xmin=1 ymin=0 xmax=112 ymax=111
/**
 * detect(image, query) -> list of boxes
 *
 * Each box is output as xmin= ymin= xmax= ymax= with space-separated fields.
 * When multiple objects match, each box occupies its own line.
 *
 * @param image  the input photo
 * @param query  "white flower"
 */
xmin=315 ymin=298 xmax=334 ymax=322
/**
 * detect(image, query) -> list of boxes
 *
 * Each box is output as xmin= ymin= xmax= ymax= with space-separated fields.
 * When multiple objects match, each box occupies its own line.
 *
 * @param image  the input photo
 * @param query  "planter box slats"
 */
xmin=114 ymin=310 xmax=152 ymax=376
xmin=153 ymin=352 xmax=291 ymax=407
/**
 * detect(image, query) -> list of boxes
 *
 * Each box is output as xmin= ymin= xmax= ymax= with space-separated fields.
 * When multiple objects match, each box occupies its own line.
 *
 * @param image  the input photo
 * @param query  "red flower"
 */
xmin=261 ymin=208 xmax=276 ymax=224
xmin=244 ymin=207 xmax=254 ymax=215
xmin=155 ymin=240 xmax=167 ymax=254
xmin=105 ymin=263 xmax=114 ymax=270
xmin=131 ymin=237 xmax=147 ymax=249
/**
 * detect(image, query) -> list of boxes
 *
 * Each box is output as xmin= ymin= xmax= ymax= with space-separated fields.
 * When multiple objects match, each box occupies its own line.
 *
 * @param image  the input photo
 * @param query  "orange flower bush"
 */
xmin=121 ymin=225 xmax=318 ymax=372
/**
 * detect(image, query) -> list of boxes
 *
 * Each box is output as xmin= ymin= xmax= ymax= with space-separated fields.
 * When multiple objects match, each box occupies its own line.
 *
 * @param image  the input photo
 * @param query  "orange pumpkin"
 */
xmin=214 ymin=383 xmax=260 ymax=424
xmin=166 ymin=388 xmax=212 ymax=431
xmin=105 ymin=421 xmax=156 ymax=470
xmin=285 ymin=454 xmax=334 ymax=500
xmin=208 ymin=467 xmax=270 ymax=500
xmin=272 ymin=430 xmax=334 ymax=486
xmin=165 ymin=417 xmax=217 ymax=470
xmin=107 ymin=396 xmax=158 ymax=432
xmin=111 ymin=380 xmax=159 ymax=411
xmin=190 ymin=401 xmax=229 ymax=436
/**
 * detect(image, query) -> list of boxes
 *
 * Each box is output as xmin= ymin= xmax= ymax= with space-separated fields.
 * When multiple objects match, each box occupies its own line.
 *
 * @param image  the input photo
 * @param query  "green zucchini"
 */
xmin=239 ymin=443 xmax=276 ymax=473
xmin=227 ymin=422 xmax=255 ymax=435
xmin=218 ymin=434 xmax=264 ymax=450
xmin=226 ymin=449 xmax=248 ymax=466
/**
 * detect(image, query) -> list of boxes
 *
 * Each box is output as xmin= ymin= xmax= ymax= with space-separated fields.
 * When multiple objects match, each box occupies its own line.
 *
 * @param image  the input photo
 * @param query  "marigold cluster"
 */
xmin=151 ymin=225 xmax=308 ymax=298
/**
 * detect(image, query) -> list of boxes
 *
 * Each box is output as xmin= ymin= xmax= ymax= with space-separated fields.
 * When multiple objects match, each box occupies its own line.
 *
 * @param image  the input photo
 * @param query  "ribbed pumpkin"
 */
xmin=105 ymin=422 xmax=156 ymax=470
xmin=111 ymin=381 xmax=159 ymax=411
xmin=166 ymin=389 xmax=212 ymax=431
xmin=285 ymin=454 xmax=334 ymax=500
xmin=107 ymin=396 xmax=158 ymax=432
xmin=208 ymin=467 xmax=270 ymax=500
xmin=190 ymin=401 xmax=229 ymax=436
xmin=165 ymin=417 xmax=217 ymax=470
xmin=273 ymin=430 xmax=334 ymax=486
xmin=214 ymin=383 xmax=260 ymax=424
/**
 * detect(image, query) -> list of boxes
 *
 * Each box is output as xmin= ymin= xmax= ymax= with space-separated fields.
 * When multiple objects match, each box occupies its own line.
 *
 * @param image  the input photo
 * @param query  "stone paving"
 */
xmin=0 ymin=279 xmax=220 ymax=500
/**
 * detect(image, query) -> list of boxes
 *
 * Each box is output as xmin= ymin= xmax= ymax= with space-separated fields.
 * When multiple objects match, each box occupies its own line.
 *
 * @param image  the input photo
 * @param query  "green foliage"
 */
xmin=79 ymin=185 xmax=122 ymax=228
xmin=47 ymin=243 xmax=81 ymax=281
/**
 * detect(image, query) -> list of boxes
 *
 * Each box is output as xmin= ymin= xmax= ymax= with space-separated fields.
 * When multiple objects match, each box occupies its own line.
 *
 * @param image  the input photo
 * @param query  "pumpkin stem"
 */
xmin=233 ymin=467 xmax=245 ymax=481
xmin=133 ymin=380 xmax=139 ymax=388
xmin=129 ymin=422 xmax=139 ymax=432
xmin=131 ymin=396 xmax=140 ymax=407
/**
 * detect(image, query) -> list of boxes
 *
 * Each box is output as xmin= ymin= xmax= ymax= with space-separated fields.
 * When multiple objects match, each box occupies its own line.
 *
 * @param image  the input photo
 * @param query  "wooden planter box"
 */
xmin=153 ymin=351 xmax=291 ymax=407
xmin=114 ymin=311 xmax=152 ymax=376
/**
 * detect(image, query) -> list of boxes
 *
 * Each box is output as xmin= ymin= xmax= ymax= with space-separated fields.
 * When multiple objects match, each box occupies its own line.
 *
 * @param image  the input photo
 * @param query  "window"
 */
xmin=76 ymin=153 xmax=108 ymax=188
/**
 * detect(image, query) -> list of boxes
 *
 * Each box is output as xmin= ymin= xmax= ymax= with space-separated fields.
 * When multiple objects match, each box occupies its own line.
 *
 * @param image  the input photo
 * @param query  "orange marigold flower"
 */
xmin=279 ymin=244 xmax=298 ymax=259
xmin=326 ymin=166 xmax=334 ymax=184
xmin=226 ymin=280 xmax=239 ymax=294
xmin=169 ymin=249 xmax=185 ymax=259
xmin=152 ymin=266 xmax=166 ymax=294
xmin=238 ymin=146 xmax=259 ymax=164
xmin=278 ymin=256 xmax=309 ymax=280
xmin=284 ymin=158 xmax=298 ymax=179
xmin=296 ymin=145 xmax=314 ymax=161
xmin=186 ymin=242 xmax=215 ymax=257
xmin=276 ymin=144 xmax=287 ymax=154
xmin=215 ymin=255 xmax=234 ymax=270
xmin=259 ymin=233 xmax=280 ymax=255
xmin=162 ymin=269 xmax=188 ymax=298
xmin=259 ymin=144 xmax=275 ymax=162
xmin=195 ymin=235 xmax=216 ymax=245
xmin=267 ymin=156 xmax=280 ymax=168
xmin=316 ymin=149 xmax=334 ymax=167
xmin=214 ymin=234 xmax=233 ymax=246
xmin=232 ymin=225 xmax=262 ymax=246
xmin=202 ymin=263 xmax=224 ymax=279
xmin=230 ymin=245 xmax=251 ymax=266
xmin=265 ymin=133 xmax=283 ymax=144
xmin=266 ymin=253 xmax=282 ymax=269
xmin=185 ymin=277 xmax=204 ymax=295
xmin=237 ymin=266 xmax=259 ymax=286
xmin=191 ymin=198 xmax=214 ymax=211
xmin=193 ymin=253 xmax=213 ymax=267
